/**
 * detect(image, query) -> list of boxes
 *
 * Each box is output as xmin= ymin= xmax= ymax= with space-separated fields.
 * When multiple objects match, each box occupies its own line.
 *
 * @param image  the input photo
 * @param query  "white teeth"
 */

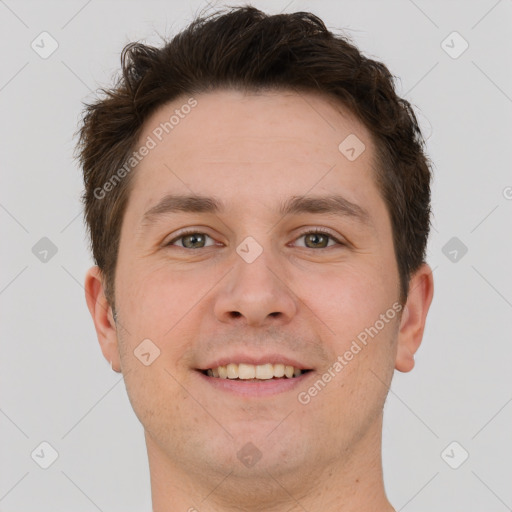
xmin=273 ymin=363 xmax=285 ymax=377
xmin=238 ymin=363 xmax=255 ymax=379
xmin=255 ymin=363 xmax=274 ymax=380
xmin=226 ymin=363 xmax=238 ymax=379
xmin=284 ymin=365 xmax=294 ymax=378
xmin=206 ymin=363 xmax=304 ymax=379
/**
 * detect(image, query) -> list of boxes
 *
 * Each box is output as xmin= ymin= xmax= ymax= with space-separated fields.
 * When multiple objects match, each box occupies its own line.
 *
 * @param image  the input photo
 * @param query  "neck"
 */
xmin=146 ymin=414 xmax=395 ymax=512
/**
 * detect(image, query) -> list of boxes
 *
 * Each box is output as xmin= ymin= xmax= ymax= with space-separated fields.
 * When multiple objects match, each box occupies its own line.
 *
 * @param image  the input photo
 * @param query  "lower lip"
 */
xmin=196 ymin=370 xmax=314 ymax=397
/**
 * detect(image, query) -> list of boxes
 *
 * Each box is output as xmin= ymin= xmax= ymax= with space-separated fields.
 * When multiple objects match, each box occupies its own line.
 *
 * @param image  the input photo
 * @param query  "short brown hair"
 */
xmin=76 ymin=5 xmax=432 ymax=310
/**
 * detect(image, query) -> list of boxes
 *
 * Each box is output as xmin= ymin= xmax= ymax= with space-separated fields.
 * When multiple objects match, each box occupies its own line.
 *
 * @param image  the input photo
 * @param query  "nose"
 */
xmin=213 ymin=246 xmax=298 ymax=327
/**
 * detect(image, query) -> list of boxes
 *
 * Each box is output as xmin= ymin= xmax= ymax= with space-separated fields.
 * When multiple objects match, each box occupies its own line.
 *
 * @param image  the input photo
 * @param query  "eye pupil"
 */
xmin=305 ymin=233 xmax=328 ymax=248
xmin=171 ymin=230 xmax=338 ymax=250
xmin=183 ymin=233 xmax=205 ymax=248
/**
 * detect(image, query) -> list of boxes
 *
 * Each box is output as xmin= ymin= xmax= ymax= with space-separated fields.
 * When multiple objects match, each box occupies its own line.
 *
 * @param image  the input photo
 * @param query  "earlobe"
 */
xmin=84 ymin=266 xmax=121 ymax=372
xmin=395 ymin=263 xmax=434 ymax=373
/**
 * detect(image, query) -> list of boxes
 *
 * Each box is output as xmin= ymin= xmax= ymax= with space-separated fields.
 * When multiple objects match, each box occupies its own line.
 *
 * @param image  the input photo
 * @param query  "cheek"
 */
xmin=304 ymin=262 xmax=393 ymax=340
xmin=117 ymin=260 xmax=209 ymax=339
xmin=114 ymin=265 xmax=200 ymax=430
xmin=303 ymin=261 xmax=399 ymax=404
xmin=119 ymin=350 xmax=199 ymax=450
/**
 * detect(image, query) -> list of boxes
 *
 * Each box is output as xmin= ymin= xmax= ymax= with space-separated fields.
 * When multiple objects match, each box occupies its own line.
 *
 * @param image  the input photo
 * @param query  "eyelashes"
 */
xmin=166 ymin=228 xmax=345 ymax=250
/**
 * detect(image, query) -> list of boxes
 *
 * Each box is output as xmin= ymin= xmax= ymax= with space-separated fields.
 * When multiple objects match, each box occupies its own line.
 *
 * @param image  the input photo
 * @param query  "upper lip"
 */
xmin=198 ymin=353 xmax=312 ymax=371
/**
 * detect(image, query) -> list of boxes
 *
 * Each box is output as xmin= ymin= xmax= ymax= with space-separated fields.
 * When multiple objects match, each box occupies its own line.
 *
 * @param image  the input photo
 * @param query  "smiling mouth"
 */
xmin=200 ymin=363 xmax=312 ymax=380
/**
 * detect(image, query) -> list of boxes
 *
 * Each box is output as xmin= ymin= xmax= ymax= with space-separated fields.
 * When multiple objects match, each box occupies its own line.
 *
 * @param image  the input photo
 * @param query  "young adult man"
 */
xmin=78 ymin=6 xmax=434 ymax=511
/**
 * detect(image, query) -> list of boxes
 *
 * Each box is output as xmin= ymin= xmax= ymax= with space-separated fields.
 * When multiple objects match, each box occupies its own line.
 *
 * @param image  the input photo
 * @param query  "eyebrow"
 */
xmin=140 ymin=193 xmax=372 ymax=227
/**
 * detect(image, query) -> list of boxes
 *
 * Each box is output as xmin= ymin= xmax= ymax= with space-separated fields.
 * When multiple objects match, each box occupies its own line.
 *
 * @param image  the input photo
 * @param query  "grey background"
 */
xmin=1 ymin=0 xmax=511 ymax=510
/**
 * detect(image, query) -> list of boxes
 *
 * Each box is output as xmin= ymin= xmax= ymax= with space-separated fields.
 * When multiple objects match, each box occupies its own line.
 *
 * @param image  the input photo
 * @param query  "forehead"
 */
xmin=146 ymin=88 xmax=370 ymax=158
xmin=125 ymin=88 xmax=382 ymax=223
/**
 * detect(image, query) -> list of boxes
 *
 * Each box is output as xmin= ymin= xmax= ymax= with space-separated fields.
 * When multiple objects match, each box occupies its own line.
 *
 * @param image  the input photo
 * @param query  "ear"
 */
xmin=395 ymin=263 xmax=434 ymax=373
xmin=84 ymin=266 xmax=121 ymax=372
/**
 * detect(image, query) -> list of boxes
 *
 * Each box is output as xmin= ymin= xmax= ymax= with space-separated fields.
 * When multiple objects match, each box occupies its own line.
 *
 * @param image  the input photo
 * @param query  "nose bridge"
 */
xmin=214 ymin=236 xmax=297 ymax=326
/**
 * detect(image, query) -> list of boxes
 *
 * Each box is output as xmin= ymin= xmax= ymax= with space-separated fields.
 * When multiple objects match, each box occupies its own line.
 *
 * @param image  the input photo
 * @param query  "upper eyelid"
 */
xmin=166 ymin=228 xmax=344 ymax=246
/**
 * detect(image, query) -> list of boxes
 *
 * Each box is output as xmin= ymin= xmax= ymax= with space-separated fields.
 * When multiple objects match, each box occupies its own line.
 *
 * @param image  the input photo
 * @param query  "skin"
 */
xmin=85 ymin=89 xmax=434 ymax=512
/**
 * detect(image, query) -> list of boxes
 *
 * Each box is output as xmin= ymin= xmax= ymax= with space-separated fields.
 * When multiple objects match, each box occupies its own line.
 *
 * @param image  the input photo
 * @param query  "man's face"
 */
xmin=110 ymin=89 xmax=404 ymax=487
